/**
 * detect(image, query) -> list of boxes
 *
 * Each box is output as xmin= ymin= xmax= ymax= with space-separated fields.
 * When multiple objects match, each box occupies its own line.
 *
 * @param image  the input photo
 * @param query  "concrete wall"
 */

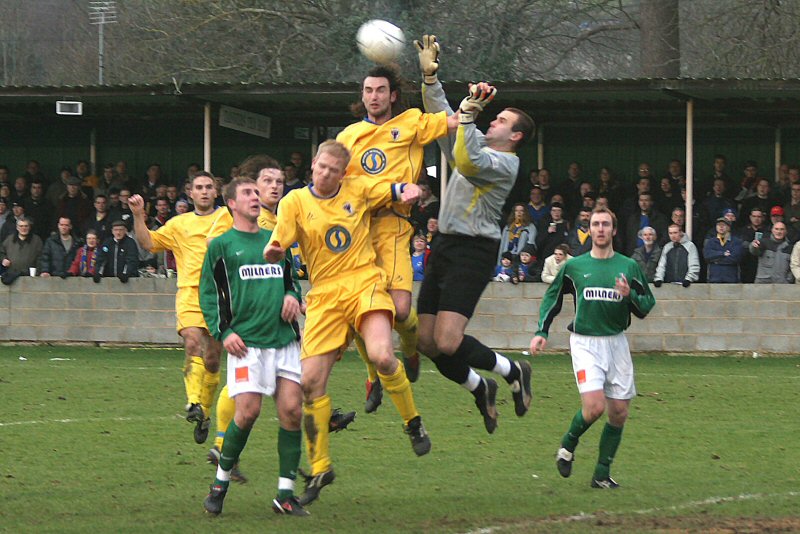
xmin=1 ymin=278 xmax=798 ymax=352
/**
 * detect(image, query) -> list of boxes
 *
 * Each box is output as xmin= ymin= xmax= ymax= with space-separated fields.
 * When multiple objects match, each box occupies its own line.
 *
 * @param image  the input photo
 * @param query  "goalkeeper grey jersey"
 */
xmin=421 ymin=81 xmax=519 ymax=240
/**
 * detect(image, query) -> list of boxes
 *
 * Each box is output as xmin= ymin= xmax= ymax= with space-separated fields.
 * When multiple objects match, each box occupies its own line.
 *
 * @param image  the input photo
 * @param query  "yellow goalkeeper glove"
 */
xmin=414 ymin=34 xmax=440 ymax=84
xmin=458 ymin=82 xmax=497 ymax=124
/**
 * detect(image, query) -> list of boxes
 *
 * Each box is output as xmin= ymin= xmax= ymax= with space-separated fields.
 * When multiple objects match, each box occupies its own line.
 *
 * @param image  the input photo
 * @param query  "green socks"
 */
xmin=277 ymin=427 xmax=302 ymax=499
xmin=218 ymin=419 xmax=251 ymax=473
xmin=561 ymin=408 xmax=592 ymax=452
xmin=594 ymin=423 xmax=623 ymax=480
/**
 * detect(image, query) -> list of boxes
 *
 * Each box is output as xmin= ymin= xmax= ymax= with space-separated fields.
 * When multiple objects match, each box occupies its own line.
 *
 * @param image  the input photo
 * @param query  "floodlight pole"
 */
xmin=98 ymin=22 xmax=105 ymax=85
xmin=89 ymin=2 xmax=117 ymax=85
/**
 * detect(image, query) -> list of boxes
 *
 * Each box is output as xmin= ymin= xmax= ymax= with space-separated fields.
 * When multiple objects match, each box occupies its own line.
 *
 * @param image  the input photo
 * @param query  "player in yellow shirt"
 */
xmin=336 ymin=64 xmax=456 ymax=413
xmin=264 ymin=140 xmax=430 ymax=506
xmin=129 ymin=172 xmax=232 ymax=444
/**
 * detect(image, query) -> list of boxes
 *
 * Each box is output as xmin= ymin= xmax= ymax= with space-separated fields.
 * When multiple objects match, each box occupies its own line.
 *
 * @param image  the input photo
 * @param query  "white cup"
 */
xmin=29 ymin=267 xmax=37 ymax=277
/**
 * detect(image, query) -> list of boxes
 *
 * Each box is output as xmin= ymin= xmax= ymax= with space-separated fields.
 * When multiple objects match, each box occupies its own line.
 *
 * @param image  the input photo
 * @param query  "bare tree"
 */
xmin=4 ymin=1 xmax=800 ymax=87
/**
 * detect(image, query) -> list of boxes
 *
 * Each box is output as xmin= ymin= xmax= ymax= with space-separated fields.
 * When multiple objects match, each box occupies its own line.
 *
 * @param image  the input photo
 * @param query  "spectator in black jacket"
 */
xmin=86 ymin=193 xmax=113 ymax=242
xmin=535 ymin=202 xmax=570 ymax=265
xmin=24 ymin=179 xmax=52 ymax=241
xmin=94 ymin=220 xmax=139 ymax=282
xmin=624 ymin=192 xmax=669 ymax=255
xmin=0 ymin=201 xmax=25 ymax=243
xmin=39 ymin=217 xmax=82 ymax=278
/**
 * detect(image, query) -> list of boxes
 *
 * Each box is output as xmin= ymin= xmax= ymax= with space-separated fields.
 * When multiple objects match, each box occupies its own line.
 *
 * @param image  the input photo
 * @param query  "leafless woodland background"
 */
xmin=1 ymin=0 xmax=799 ymax=87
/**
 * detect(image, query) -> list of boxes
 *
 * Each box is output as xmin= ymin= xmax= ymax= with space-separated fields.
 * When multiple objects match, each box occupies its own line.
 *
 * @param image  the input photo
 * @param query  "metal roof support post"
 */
xmin=537 ymin=124 xmax=544 ymax=170
xmin=685 ymin=98 xmax=694 ymax=240
xmin=90 ymin=128 xmax=97 ymax=176
xmin=204 ymin=102 xmax=211 ymax=173
xmin=775 ymin=127 xmax=782 ymax=183
xmin=311 ymin=126 xmax=319 ymax=163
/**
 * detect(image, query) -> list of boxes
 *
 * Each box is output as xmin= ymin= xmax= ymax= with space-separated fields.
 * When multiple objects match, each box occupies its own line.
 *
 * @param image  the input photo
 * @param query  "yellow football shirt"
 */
xmin=271 ymin=176 xmax=399 ymax=286
xmin=337 ymin=109 xmax=448 ymax=217
xmin=148 ymin=207 xmax=233 ymax=288
xmin=258 ymin=205 xmax=277 ymax=231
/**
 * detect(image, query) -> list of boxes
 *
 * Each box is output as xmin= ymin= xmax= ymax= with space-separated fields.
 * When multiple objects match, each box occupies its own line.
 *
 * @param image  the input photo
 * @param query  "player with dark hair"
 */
xmin=129 ymin=172 xmax=233 ymax=444
xmin=263 ymin=140 xmax=430 ymax=506
xmin=414 ymin=35 xmax=535 ymax=434
xmin=530 ymin=207 xmax=656 ymax=489
xmin=337 ymin=62 xmax=457 ymax=413
xmin=207 ymin=156 xmax=355 ymax=480
xmin=200 ymin=177 xmax=308 ymax=516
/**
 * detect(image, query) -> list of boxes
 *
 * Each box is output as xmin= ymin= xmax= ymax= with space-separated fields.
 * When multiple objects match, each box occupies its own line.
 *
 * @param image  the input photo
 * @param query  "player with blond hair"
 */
xmin=264 ymin=140 xmax=430 ymax=506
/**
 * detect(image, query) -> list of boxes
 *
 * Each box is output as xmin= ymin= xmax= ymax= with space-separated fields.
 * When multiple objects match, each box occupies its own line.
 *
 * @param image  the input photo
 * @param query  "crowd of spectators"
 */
xmin=0 ymin=153 xmax=312 ymax=285
xmin=442 ymin=155 xmax=800 ymax=287
xmin=4 ymin=153 xmax=800 ymax=288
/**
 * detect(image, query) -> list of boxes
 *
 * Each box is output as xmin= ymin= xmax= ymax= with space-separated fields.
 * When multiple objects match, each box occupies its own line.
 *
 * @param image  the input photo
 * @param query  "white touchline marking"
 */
xmin=0 ymin=415 xmax=178 ymax=428
xmin=458 ymin=491 xmax=800 ymax=534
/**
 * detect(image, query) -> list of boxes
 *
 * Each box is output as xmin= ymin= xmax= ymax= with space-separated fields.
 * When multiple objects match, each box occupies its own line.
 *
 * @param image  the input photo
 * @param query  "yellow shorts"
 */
xmin=175 ymin=286 xmax=209 ymax=333
xmin=371 ymin=215 xmax=414 ymax=293
xmin=301 ymin=267 xmax=395 ymax=359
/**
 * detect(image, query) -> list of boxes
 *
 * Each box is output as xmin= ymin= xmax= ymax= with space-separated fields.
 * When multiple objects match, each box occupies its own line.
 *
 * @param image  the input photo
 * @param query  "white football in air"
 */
xmin=356 ymin=19 xmax=405 ymax=64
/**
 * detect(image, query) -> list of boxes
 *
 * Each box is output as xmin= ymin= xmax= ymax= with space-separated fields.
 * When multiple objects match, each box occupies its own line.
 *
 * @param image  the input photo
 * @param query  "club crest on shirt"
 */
xmin=342 ymin=202 xmax=355 ymax=215
xmin=325 ymin=225 xmax=352 ymax=253
xmin=390 ymin=128 xmax=400 ymax=141
xmin=361 ymin=148 xmax=387 ymax=174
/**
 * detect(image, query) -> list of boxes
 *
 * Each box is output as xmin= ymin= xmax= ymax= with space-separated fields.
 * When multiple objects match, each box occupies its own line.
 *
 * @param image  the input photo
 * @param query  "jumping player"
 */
xmin=336 ymin=63 xmax=456 ymax=412
xmin=263 ymin=140 xmax=430 ymax=506
xmin=129 ymin=173 xmax=232 ymax=444
xmin=200 ymin=177 xmax=307 ymax=516
xmin=415 ymin=35 xmax=534 ymax=433
xmin=530 ymin=207 xmax=656 ymax=488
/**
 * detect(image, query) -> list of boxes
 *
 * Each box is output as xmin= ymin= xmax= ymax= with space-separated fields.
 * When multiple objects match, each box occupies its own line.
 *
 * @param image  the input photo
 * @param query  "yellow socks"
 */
xmin=200 ymin=369 xmax=220 ymax=418
xmin=303 ymin=395 xmax=332 ymax=475
xmin=378 ymin=360 xmax=419 ymax=424
xmin=395 ymin=307 xmax=419 ymax=359
xmin=354 ymin=333 xmax=379 ymax=382
xmin=183 ymin=355 xmax=205 ymax=406
xmin=214 ymin=385 xmax=235 ymax=450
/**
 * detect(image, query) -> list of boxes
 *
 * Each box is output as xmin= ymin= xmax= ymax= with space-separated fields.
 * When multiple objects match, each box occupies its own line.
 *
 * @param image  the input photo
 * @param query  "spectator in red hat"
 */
xmin=770 ymin=205 xmax=798 ymax=243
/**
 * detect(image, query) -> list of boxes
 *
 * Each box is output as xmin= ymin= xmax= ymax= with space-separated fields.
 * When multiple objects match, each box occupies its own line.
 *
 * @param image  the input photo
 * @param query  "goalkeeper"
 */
xmin=414 ymin=35 xmax=536 ymax=434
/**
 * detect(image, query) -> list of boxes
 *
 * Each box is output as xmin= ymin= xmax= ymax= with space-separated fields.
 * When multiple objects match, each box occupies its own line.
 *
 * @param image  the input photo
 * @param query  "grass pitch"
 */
xmin=1 ymin=346 xmax=799 ymax=533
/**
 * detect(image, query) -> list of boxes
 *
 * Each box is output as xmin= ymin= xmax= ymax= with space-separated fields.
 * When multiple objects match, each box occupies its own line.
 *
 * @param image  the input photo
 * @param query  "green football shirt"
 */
xmin=536 ymin=252 xmax=656 ymax=338
xmin=199 ymin=227 xmax=301 ymax=348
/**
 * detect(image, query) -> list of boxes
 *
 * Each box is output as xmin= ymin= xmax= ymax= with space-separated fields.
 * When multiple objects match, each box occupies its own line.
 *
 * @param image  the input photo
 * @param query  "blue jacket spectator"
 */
xmin=703 ymin=218 xmax=745 ymax=283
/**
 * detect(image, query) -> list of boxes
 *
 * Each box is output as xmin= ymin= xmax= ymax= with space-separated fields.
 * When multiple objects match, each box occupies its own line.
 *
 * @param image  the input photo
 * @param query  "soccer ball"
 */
xmin=356 ymin=19 xmax=405 ymax=64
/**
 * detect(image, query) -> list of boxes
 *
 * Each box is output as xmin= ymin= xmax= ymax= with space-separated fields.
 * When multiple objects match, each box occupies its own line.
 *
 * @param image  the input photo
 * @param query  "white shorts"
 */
xmin=227 ymin=341 xmax=301 ymax=398
xmin=569 ymin=332 xmax=636 ymax=400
